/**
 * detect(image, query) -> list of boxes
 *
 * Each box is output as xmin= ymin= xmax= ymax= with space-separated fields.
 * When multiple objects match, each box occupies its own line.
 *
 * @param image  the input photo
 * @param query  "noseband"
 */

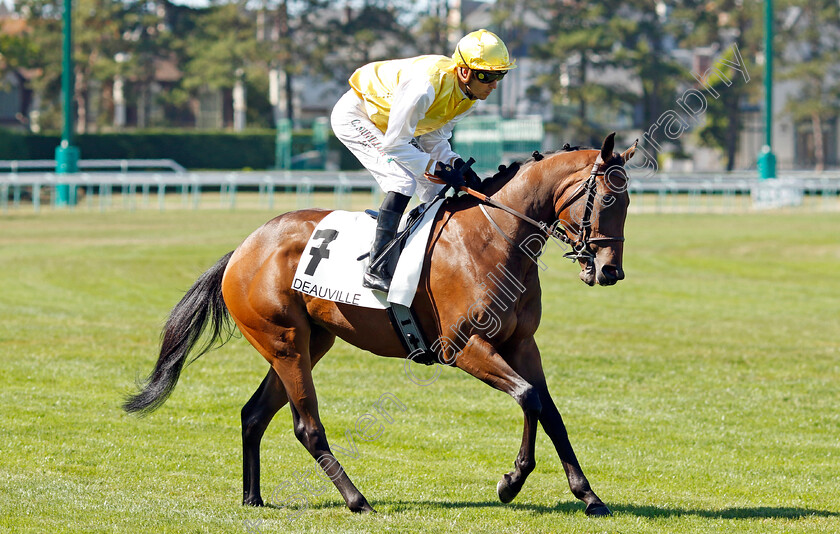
xmin=478 ymin=153 xmax=625 ymax=262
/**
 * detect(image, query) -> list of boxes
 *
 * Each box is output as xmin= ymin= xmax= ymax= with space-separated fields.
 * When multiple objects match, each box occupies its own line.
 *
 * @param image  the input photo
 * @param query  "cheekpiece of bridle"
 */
xmin=555 ymin=152 xmax=618 ymax=263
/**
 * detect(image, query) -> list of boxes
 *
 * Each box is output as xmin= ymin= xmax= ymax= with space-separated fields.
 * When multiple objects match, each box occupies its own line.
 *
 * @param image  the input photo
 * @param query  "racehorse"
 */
xmin=124 ymin=132 xmax=636 ymax=517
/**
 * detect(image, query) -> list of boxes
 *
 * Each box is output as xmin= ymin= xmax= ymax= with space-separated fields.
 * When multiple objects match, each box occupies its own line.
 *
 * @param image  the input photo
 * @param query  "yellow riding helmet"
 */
xmin=452 ymin=29 xmax=517 ymax=71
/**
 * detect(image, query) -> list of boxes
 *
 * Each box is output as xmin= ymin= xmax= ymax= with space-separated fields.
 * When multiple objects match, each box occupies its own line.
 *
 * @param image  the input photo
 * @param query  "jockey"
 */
xmin=330 ymin=29 xmax=516 ymax=292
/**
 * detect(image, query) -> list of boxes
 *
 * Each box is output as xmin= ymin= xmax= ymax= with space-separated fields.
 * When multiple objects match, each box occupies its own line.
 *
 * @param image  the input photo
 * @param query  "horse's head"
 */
xmin=553 ymin=133 xmax=635 ymax=287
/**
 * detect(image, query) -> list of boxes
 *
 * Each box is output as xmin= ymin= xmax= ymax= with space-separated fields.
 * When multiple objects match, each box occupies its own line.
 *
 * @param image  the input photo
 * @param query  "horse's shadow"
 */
xmin=288 ymin=499 xmax=837 ymax=520
xmin=594 ymin=502 xmax=836 ymax=520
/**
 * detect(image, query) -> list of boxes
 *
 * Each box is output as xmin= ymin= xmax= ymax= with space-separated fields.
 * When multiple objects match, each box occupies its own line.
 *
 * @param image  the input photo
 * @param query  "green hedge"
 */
xmin=0 ymin=128 xmax=363 ymax=170
xmin=0 ymin=128 xmax=29 ymax=160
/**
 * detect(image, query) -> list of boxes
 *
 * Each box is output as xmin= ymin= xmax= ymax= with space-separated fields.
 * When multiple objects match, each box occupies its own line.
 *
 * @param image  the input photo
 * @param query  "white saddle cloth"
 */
xmin=291 ymin=199 xmax=444 ymax=309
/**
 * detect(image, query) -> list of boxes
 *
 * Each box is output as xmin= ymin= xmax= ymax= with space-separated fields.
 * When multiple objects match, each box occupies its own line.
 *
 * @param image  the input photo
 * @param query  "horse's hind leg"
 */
xmin=242 ymin=369 xmax=287 ymax=506
xmin=277 ymin=363 xmax=374 ymax=512
xmin=241 ymin=325 xmax=335 ymax=507
xmin=248 ymin=322 xmax=373 ymax=513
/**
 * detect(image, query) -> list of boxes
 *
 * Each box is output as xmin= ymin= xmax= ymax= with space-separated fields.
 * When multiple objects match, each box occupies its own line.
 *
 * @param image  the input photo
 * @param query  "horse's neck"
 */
xmin=491 ymin=154 xmax=588 ymax=227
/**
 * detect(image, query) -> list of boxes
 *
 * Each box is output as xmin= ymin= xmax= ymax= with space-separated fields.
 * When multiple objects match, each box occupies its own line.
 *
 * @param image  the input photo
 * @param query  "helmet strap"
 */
xmin=457 ymin=46 xmax=470 ymax=69
xmin=456 ymin=67 xmax=478 ymax=100
xmin=464 ymin=83 xmax=477 ymax=100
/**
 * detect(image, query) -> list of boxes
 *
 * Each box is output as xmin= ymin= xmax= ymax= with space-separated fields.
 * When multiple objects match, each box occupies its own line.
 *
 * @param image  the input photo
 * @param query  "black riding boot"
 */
xmin=363 ymin=193 xmax=409 ymax=292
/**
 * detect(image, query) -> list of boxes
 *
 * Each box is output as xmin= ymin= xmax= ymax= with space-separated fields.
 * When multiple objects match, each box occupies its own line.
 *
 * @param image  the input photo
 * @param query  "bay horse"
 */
xmin=124 ymin=132 xmax=636 ymax=517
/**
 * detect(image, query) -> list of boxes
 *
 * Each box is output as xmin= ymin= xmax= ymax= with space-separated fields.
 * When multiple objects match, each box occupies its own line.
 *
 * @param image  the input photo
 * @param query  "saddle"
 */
xmin=363 ymin=204 xmax=441 ymax=366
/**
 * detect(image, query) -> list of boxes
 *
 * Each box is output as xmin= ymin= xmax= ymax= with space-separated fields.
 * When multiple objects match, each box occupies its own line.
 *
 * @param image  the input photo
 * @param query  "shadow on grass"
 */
xmin=607 ymin=503 xmax=838 ymax=520
xmin=278 ymin=499 xmax=838 ymax=520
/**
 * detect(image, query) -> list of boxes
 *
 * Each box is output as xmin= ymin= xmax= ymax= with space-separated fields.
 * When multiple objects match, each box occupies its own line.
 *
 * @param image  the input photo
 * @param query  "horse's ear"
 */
xmin=621 ymin=139 xmax=639 ymax=162
xmin=600 ymin=132 xmax=616 ymax=162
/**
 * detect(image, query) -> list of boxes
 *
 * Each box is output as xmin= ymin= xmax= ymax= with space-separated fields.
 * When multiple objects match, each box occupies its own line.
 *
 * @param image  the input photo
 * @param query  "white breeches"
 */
xmin=330 ymin=90 xmax=445 ymax=203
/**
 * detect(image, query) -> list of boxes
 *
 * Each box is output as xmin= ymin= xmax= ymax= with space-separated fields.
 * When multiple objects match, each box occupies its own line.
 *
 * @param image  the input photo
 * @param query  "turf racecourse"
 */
xmin=1 ymin=208 xmax=838 ymax=534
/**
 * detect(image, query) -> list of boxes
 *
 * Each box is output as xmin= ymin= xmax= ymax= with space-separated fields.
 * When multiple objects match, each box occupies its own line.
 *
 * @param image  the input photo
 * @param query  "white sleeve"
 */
xmin=381 ymin=77 xmax=436 ymax=178
xmin=415 ymin=105 xmax=476 ymax=165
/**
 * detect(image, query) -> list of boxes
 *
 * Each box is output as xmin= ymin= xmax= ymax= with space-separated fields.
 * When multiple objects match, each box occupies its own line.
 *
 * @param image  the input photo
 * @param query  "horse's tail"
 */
xmin=123 ymin=251 xmax=234 ymax=416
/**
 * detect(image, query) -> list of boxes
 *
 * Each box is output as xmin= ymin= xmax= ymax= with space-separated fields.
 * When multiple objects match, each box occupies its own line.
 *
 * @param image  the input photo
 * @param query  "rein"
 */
xmin=426 ymin=151 xmax=625 ymax=262
xmin=460 ymin=154 xmax=624 ymax=262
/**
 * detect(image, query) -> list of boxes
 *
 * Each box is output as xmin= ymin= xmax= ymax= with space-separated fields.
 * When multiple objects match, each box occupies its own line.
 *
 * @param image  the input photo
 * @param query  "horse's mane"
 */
xmin=443 ymin=143 xmax=615 ymax=215
xmin=477 ymin=144 xmax=596 ymax=194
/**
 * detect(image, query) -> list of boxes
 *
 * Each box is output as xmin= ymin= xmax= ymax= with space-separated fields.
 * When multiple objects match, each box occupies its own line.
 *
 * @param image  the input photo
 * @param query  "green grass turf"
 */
xmin=1 ymin=209 xmax=838 ymax=533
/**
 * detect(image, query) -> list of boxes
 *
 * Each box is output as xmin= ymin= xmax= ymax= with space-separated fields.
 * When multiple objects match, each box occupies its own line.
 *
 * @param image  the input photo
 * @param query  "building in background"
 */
xmin=1 ymin=0 xmax=836 ymax=170
xmin=0 ymin=2 xmax=36 ymax=131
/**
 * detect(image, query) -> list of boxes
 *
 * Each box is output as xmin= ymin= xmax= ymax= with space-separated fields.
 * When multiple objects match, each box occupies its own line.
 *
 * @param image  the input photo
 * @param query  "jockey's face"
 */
xmin=457 ymin=67 xmax=499 ymax=100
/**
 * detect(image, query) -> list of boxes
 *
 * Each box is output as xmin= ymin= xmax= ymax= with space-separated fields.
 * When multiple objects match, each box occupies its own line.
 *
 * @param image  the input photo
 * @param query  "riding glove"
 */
xmin=434 ymin=161 xmax=467 ymax=188
xmin=453 ymin=158 xmax=482 ymax=189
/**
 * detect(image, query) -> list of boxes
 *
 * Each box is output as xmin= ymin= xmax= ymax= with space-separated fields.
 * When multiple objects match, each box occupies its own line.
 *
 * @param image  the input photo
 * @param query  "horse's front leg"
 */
xmin=452 ymin=337 xmax=540 ymax=504
xmin=537 ymin=388 xmax=610 ymax=515
xmin=509 ymin=337 xmax=611 ymax=516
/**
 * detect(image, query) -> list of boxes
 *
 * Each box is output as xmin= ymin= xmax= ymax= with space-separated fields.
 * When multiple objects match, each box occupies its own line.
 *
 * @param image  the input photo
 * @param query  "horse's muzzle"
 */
xmin=597 ymin=264 xmax=624 ymax=286
xmin=578 ymin=259 xmax=624 ymax=286
xmin=580 ymin=244 xmax=624 ymax=287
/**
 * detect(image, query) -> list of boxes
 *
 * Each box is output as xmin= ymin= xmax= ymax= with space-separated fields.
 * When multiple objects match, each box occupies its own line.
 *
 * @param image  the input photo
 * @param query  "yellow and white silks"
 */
xmin=330 ymin=55 xmax=476 ymax=202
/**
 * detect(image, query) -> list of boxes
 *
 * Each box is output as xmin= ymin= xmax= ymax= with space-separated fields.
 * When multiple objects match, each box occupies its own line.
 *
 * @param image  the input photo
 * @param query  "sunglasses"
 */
xmin=473 ymin=70 xmax=507 ymax=84
xmin=456 ymin=47 xmax=507 ymax=84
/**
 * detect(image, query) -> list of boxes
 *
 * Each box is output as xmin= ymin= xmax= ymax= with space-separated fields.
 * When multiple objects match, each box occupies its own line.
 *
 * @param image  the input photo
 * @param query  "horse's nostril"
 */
xmin=600 ymin=265 xmax=623 ymax=284
xmin=602 ymin=265 xmax=618 ymax=279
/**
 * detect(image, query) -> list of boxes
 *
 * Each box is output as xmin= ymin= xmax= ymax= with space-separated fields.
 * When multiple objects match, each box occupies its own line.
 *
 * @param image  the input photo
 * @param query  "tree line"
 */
xmin=1 ymin=0 xmax=837 ymax=169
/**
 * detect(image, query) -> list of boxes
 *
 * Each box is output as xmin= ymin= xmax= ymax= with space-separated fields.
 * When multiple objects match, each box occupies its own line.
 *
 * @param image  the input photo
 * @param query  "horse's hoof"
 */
xmin=349 ymin=498 xmax=376 ymax=514
xmin=351 ymin=504 xmax=376 ymax=514
xmin=496 ymin=476 xmax=518 ymax=504
xmin=242 ymin=497 xmax=264 ymax=507
xmin=584 ymin=502 xmax=612 ymax=516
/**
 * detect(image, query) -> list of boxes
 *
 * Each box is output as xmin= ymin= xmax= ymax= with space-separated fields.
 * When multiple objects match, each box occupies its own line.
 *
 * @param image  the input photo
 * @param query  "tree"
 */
xmin=778 ymin=0 xmax=840 ymax=170
xmin=0 ymin=20 xmax=39 ymax=129
xmin=416 ymin=0 xmax=450 ymax=57
xmin=525 ymin=0 xmax=625 ymax=144
xmin=11 ymin=0 xmax=64 ymax=130
xmin=181 ymin=1 xmax=260 ymax=111
xmin=115 ymin=0 xmax=178 ymax=129
xmin=0 ymin=30 xmax=36 ymax=81
xmin=672 ymin=0 xmax=762 ymax=170
xmin=611 ymin=1 xmax=688 ymax=158
xmin=694 ymin=44 xmax=758 ymax=170
xmin=250 ymin=0 xmax=411 ymax=127
xmin=525 ymin=0 xmax=686 ymax=149
xmin=322 ymin=2 xmax=415 ymax=76
xmin=70 ymin=0 xmax=135 ymax=132
xmin=266 ymin=0 xmax=415 ymax=125
xmin=12 ymin=0 xmax=173 ymax=132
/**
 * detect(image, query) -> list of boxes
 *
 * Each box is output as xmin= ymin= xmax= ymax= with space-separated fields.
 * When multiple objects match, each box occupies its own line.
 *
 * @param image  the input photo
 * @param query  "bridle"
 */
xmin=478 ymin=152 xmax=626 ymax=263
xmin=554 ymin=153 xmax=626 ymax=261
